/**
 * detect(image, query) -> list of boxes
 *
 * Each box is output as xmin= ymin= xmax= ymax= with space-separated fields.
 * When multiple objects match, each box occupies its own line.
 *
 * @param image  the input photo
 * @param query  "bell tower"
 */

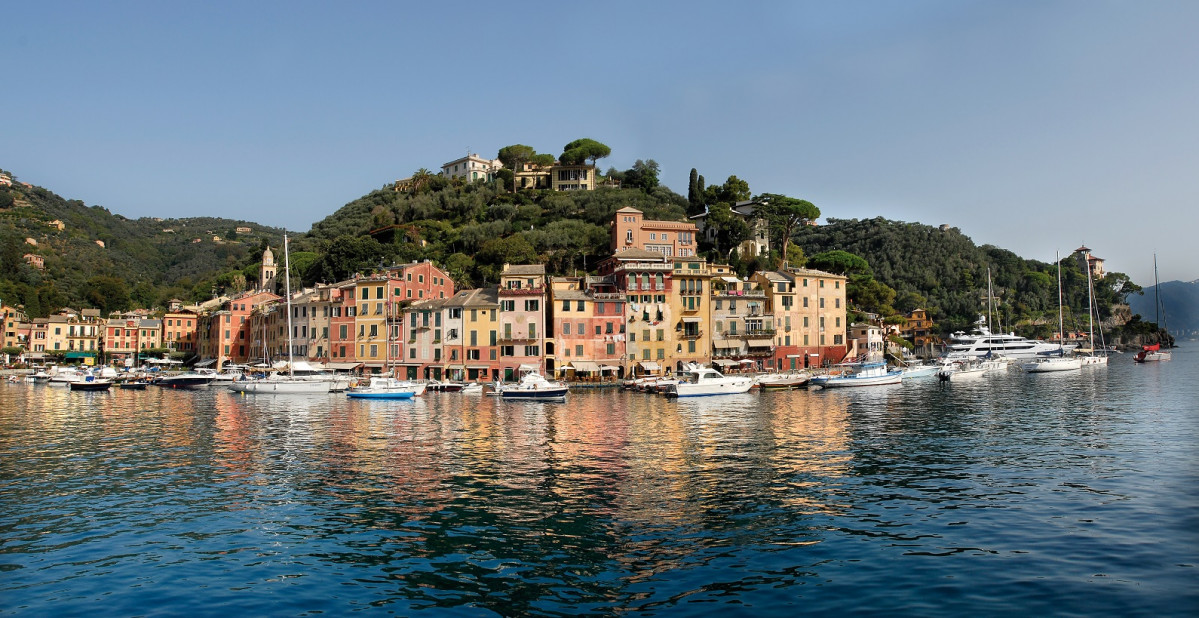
xmin=260 ymin=246 xmax=277 ymax=291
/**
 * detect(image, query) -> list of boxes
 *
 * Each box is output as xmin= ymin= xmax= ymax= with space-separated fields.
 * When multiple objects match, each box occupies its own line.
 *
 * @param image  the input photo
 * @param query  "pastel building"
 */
xmin=611 ymin=207 xmax=698 ymax=258
xmin=497 ymin=264 xmax=547 ymax=380
xmin=441 ymin=154 xmax=503 ymax=182
xmin=547 ymin=276 xmax=626 ymax=379
xmin=441 ymin=287 xmax=501 ymax=383
xmin=599 ymin=248 xmax=674 ymax=376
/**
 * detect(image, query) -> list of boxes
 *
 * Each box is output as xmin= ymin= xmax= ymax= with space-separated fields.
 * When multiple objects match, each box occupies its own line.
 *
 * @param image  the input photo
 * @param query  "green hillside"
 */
xmin=0 ymin=170 xmax=286 ymax=317
xmin=792 ymin=217 xmax=1141 ymax=335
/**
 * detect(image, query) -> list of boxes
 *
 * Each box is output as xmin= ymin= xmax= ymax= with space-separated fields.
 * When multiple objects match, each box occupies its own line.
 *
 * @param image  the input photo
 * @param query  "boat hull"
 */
xmin=69 ymin=380 xmax=112 ymax=391
xmin=815 ymin=373 xmax=902 ymax=387
xmin=346 ymin=390 xmax=415 ymax=400
xmin=227 ymin=380 xmax=333 ymax=394
xmin=501 ymin=388 xmax=568 ymax=402
xmin=1022 ymin=358 xmax=1082 ymax=373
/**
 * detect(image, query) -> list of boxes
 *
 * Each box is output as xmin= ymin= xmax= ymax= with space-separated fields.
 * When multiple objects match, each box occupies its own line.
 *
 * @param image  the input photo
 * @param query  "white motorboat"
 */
xmin=665 ymin=363 xmax=755 ymax=398
xmin=810 ymin=361 xmax=902 ymax=388
xmin=460 ymin=383 xmax=484 ymax=395
xmin=937 ymin=358 xmax=988 ymax=381
xmin=497 ymin=370 xmax=569 ymax=402
xmin=345 ymin=377 xmax=420 ymax=400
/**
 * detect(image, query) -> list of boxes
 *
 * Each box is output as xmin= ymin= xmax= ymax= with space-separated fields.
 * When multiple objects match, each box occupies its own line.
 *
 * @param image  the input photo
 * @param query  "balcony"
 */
xmin=591 ymin=292 xmax=624 ymax=301
xmin=729 ymin=329 xmax=777 ymax=339
xmin=616 ymin=262 xmax=672 ymax=272
xmin=712 ymin=290 xmax=766 ymax=298
xmin=712 ymin=347 xmax=774 ymax=359
xmin=679 ymin=330 xmax=704 ymax=340
xmin=498 ymin=334 xmax=538 ymax=343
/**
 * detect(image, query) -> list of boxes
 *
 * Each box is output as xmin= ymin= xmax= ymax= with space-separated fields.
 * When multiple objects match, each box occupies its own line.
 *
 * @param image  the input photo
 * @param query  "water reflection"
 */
xmin=2 ymin=351 xmax=1197 ymax=616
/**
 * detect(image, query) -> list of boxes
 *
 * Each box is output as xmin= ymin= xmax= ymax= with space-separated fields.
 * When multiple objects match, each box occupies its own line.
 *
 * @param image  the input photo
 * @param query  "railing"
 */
xmin=729 ymin=329 xmax=777 ymax=339
xmin=618 ymin=262 xmax=672 ymax=272
xmin=712 ymin=290 xmax=766 ymax=298
xmin=498 ymin=334 xmax=538 ymax=343
xmin=712 ymin=348 xmax=775 ymax=359
xmin=679 ymin=330 xmax=704 ymax=340
xmin=591 ymin=292 xmax=624 ymax=300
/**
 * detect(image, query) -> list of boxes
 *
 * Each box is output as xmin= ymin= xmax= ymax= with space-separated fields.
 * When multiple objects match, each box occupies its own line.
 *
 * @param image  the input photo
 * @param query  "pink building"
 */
xmin=610 ymin=207 xmax=698 ymax=258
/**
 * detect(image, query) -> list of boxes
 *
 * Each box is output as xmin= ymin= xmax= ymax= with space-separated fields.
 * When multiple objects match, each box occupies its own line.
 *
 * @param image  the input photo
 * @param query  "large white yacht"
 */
xmin=944 ymin=327 xmax=1076 ymax=360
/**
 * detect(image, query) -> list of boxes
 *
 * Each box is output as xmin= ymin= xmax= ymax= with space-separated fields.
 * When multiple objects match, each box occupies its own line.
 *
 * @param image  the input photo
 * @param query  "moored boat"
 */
xmin=498 ymin=370 xmax=569 ymax=402
xmin=810 ymin=361 xmax=902 ymax=388
xmin=345 ymin=377 xmax=419 ymax=400
xmin=69 ymin=375 xmax=112 ymax=391
xmin=665 ymin=363 xmax=755 ymax=398
xmin=756 ymin=372 xmax=811 ymax=390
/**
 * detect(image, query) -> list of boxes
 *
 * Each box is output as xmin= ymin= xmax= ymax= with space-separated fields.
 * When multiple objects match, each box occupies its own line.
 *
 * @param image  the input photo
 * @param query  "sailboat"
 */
xmin=1079 ymin=250 xmax=1109 ymax=366
xmin=1023 ymin=251 xmax=1082 ymax=373
xmin=1134 ymin=254 xmax=1172 ymax=363
xmin=228 ymin=235 xmax=348 ymax=394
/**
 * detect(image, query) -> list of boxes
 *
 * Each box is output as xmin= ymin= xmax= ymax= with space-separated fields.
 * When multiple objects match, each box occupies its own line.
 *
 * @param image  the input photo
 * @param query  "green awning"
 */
xmin=64 ymin=351 xmax=97 ymax=359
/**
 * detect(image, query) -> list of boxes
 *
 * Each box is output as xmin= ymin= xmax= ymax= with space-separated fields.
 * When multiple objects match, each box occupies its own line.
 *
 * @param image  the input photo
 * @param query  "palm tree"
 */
xmin=409 ymin=168 xmax=434 ymax=194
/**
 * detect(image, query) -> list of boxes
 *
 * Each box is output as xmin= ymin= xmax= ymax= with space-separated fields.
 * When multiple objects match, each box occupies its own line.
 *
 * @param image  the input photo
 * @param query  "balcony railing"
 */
xmin=727 ymin=329 xmax=777 ymax=339
xmin=498 ymin=334 xmax=538 ymax=343
xmin=679 ymin=330 xmax=704 ymax=340
xmin=591 ymin=292 xmax=624 ymax=300
xmin=712 ymin=290 xmax=766 ymax=298
xmin=712 ymin=348 xmax=774 ymax=359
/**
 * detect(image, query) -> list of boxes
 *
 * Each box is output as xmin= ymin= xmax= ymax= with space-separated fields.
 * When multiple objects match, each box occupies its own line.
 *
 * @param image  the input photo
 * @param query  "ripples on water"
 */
xmin=2 ymin=349 xmax=1197 ymax=616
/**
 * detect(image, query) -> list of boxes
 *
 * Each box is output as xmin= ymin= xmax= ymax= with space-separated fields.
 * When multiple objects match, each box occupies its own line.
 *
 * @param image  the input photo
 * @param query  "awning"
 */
xmin=739 ymin=359 xmax=756 ymax=364
xmin=567 ymin=361 xmax=601 ymax=372
xmin=713 ymin=359 xmax=737 ymax=367
xmin=681 ymin=317 xmax=702 ymax=323
xmin=325 ymin=362 xmax=364 ymax=371
xmin=517 ymin=364 xmax=538 ymax=371
xmin=718 ymin=276 xmax=740 ymax=283
xmin=786 ymin=354 xmax=804 ymax=358
xmin=638 ymin=361 xmax=660 ymax=370
xmin=748 ymin=339 xmax=773 ymax=347
xmin=64 ymin=351 xmax=97 ymax=359
xmin=713 ymin=339 xmax=737 ymax=349
xmin=446 ymin=364 xmax=465 ymax=370
xmin=194 ymin=359 xmax=217 ymax=367
xmin=600 ymin=365 xmax=620 ymax=372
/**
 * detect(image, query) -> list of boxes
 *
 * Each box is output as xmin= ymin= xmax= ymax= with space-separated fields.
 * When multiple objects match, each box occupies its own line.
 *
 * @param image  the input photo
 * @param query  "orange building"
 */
xmin=610 ymin=207 xmax=699 ymax=258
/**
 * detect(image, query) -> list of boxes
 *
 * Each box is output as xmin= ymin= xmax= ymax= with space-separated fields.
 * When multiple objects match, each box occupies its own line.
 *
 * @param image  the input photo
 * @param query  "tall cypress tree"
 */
xmin=687 ymin=168 xmax=701 ymax=215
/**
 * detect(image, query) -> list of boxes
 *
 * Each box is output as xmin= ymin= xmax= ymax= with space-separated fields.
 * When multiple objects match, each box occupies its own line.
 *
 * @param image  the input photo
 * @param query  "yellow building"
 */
xmin=668 ymin=258 xmax=715 ymax=371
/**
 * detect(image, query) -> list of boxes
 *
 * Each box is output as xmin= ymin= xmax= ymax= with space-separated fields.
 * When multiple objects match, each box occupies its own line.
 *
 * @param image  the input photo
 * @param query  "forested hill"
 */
xmin=0 ymin=172 xmax=285 ymax=317
xmin=295 ymin=180 xmax=688 ymax=287
xmin=1129 ymin=280 xmax=1199 ymax=339
xmin=792 ymin=217 xmax=1142 ymax=334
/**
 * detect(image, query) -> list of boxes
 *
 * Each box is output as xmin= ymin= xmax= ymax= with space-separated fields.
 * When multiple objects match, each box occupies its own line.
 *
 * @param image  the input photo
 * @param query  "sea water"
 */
xmin=2 ymin=347 xmax=1196 ymax=616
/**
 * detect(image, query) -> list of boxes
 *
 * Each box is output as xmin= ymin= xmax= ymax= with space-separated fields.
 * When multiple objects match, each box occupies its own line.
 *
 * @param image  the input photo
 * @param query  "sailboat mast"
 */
xmin=1056 ymin=251 xmax=1065 ymax=351
xmin=986 ymin=267 xmax=994 ymax=334
xmin=284 ymin=235 xmax=294 ymax=378
xmin=1085 ymin=257 xmax=1095 ymax=353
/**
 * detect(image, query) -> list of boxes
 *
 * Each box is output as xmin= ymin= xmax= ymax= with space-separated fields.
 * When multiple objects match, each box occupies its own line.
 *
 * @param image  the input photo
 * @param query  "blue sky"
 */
xmin=3 ymin=1 xmax=1197 ymax=286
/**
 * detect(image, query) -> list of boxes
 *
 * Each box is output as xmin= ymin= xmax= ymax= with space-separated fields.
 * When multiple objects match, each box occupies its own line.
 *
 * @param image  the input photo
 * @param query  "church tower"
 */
xmin=260 ymin=246 xmax=277 ymax=291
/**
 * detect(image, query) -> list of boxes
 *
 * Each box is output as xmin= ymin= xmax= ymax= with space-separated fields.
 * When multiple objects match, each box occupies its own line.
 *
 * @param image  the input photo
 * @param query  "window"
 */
xmin=576 ymin=345 xmax=583 ymax=356
xmin=501 ymin=300 xmax=515 ymax=312
xmin=564 ymin=323 xmax=571 ymax=335
xmin=577 ymin=301 xmax=584 ymax=312
xmin=605 ymin=322 xmax=613 ymax=334
xmin=524 ymin=299 xmax=539 ymax=311
xmin=467 ymin=349 xmax=480 ymax=361
xmin=562 ymin=300 xmax=571 ymax=311
xmin=656 ymin=329 xmax=664 ymax=341
xmin=835 ymin=298 xmax=841 ymax=308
